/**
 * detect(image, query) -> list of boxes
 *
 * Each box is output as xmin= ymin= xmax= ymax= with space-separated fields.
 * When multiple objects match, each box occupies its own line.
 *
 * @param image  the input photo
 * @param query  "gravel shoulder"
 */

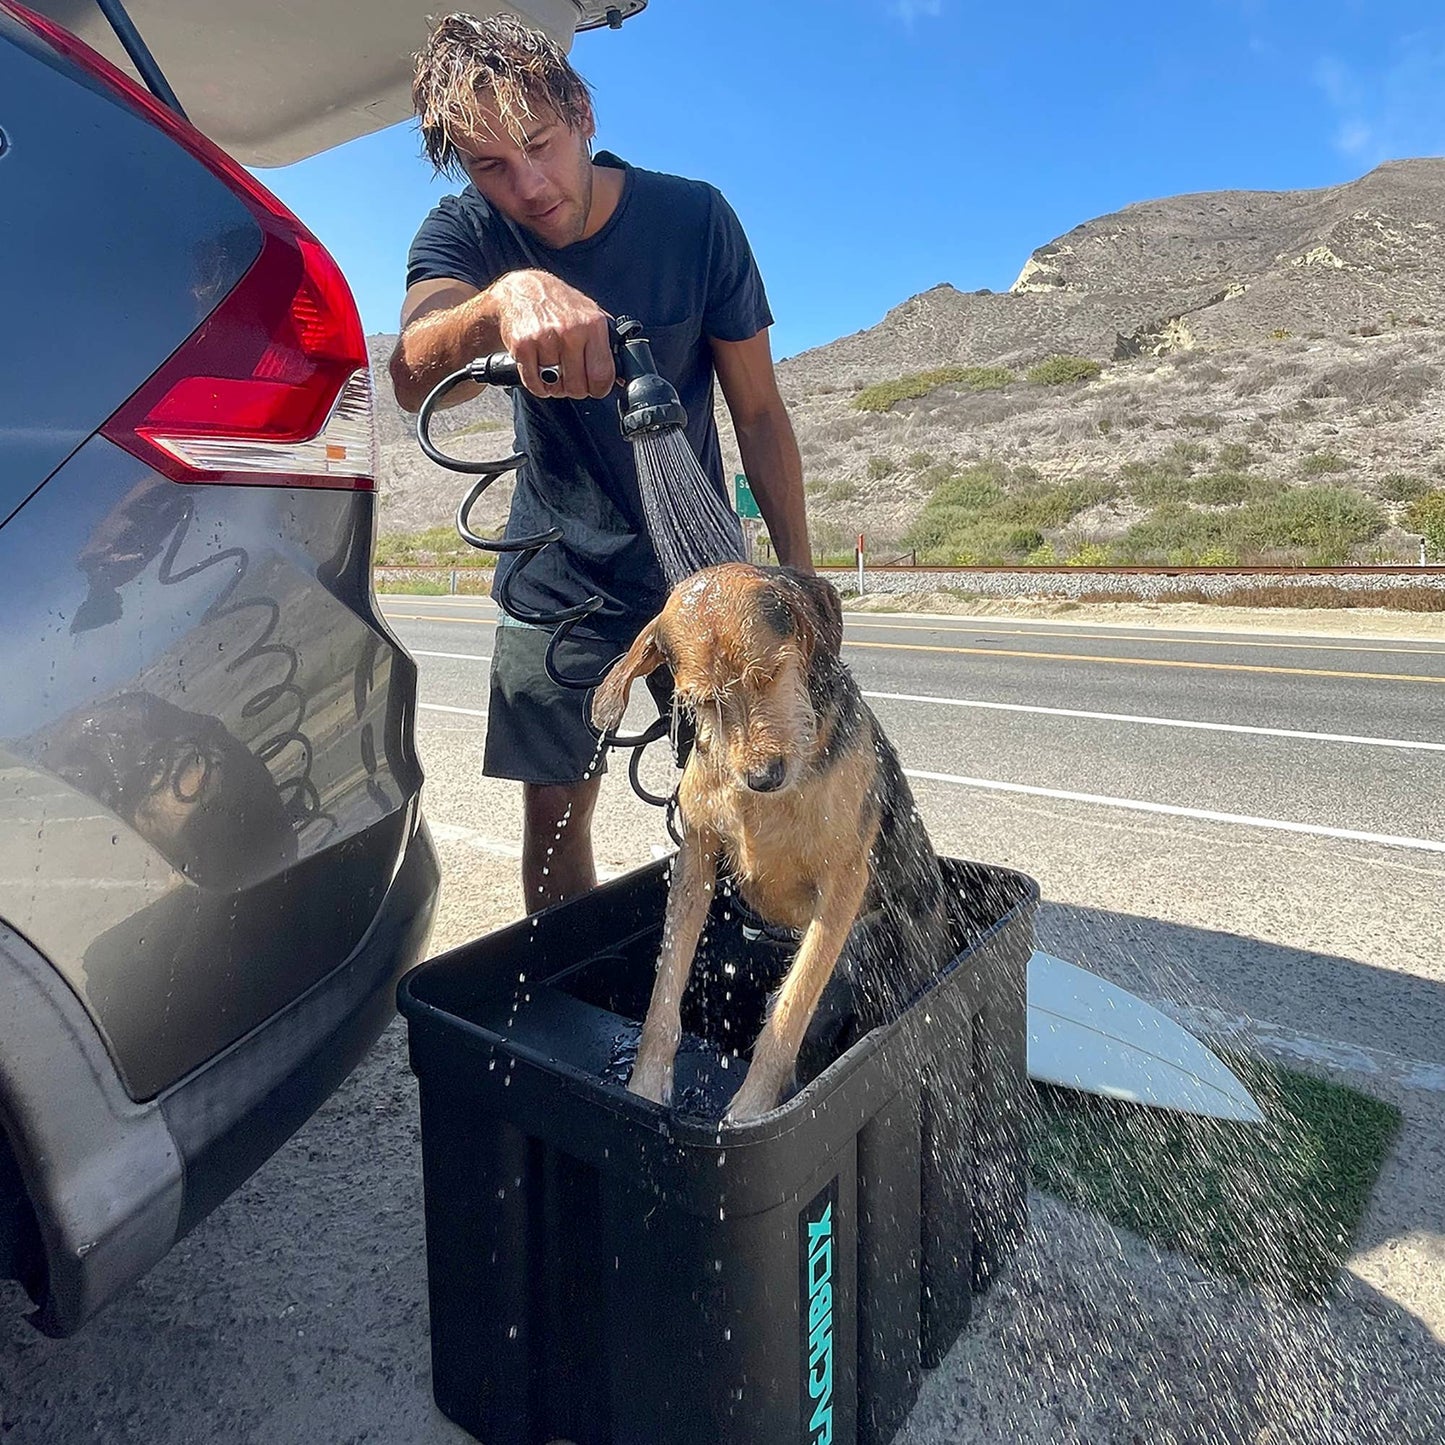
xmin=846 ymin=591 xmax=1445 ymax=641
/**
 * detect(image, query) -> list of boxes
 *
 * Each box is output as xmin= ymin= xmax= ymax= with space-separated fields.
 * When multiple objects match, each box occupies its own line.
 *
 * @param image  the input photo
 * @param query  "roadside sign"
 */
xmin=734 ymin=473 xmax=762 ymax=520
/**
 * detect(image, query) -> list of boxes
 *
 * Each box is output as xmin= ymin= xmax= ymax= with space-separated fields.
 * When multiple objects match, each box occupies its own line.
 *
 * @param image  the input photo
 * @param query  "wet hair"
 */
xmin=412 ymin=12 xmax=594 ymax=177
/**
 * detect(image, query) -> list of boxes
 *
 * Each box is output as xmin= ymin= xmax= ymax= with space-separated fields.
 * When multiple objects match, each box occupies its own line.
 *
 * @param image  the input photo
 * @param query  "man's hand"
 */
xmin=488 ymin=271 xmax=616 ymax=401
xmin=389 ymin=271 xmax=615 ymax=412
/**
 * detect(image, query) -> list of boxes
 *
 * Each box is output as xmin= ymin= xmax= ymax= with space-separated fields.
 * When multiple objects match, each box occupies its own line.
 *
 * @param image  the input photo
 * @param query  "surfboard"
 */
xmin=1028 ymin=950 xmax=1264 ymax=1124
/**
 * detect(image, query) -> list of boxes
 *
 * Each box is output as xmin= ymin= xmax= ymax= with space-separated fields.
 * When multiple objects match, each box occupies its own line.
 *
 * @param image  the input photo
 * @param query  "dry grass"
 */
xmin=1303 ymin=356 xmax=1439 ymax=408
xmin=1231 ymin=359 xmax=1305 ymax=397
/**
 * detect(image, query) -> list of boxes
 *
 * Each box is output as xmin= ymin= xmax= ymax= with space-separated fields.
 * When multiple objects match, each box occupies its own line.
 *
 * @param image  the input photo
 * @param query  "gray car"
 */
xmin=0 ymin=0 xmax=644 ymax=1336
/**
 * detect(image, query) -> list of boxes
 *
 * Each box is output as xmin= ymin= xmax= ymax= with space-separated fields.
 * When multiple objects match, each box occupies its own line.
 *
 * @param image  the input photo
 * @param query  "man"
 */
xmin=390 ymin=13 xmax=812 ymax=914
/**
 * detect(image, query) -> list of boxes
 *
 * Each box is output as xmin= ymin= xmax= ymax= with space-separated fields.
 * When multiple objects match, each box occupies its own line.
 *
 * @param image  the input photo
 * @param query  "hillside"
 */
xmin=370 ymin=158 xmax=1445 ymax=565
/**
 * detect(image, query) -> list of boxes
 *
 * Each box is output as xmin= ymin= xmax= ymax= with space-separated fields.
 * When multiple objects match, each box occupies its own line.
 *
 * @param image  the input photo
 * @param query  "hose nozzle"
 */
xmin=466 ymin=353 xmax=561 ymax=388
xmin=613 ymin=317 xmax=687 ymax=436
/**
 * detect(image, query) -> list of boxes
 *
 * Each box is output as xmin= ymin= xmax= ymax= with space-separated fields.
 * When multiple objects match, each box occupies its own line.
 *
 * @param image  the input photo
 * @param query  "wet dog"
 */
xmin=591 ymin=563 xmax=952 ymax=1123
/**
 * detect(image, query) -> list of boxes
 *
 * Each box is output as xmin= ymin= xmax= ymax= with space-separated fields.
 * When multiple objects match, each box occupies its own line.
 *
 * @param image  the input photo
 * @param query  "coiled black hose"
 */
xmin=415 ymin=328 xmax=682 ymax=829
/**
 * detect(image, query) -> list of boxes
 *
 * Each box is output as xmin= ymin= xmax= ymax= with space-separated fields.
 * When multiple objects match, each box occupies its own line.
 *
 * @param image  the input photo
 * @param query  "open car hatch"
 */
xmin=30 ymin=0 xmax=647 ymax=165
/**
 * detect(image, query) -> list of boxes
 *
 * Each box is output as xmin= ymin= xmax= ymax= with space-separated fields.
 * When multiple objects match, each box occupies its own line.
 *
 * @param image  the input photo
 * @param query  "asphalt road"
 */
xmin=389 ymin=596 xmax=1445 ymax=844
xmin=3 ymin=597 xmax=1443 ymax=1443
xmin=387 ymin=595 xmax=1445 ymax=1061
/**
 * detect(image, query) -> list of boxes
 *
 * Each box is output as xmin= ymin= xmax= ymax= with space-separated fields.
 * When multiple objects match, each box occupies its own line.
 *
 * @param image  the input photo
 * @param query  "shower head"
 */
xmin=613 ymin=317 xmax=688 ymax=437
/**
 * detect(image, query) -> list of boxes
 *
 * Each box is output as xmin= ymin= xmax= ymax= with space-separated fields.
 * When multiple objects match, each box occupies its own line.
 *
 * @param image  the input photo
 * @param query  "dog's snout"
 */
xmin=745 ymin=757 xmax=787 ymax=793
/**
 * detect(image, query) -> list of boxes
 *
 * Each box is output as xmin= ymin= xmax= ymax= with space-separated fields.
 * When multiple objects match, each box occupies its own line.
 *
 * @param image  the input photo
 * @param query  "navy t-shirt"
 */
xmin=405 ymin=152 xmax=773 ymax=645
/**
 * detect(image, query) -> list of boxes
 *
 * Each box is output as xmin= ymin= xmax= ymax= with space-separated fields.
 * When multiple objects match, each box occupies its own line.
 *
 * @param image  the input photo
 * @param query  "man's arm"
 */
xmin=711 ymin=331 xmax=813 ymax=574
xmin=388 ymin=271 xmax=616 ymax=413
xmin=389 ymin=278 xmax=489 ymax=412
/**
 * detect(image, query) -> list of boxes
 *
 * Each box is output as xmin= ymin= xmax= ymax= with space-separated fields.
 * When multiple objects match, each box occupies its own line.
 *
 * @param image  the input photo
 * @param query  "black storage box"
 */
xmin=399 ymin=856 xmax=1036 ymax=1445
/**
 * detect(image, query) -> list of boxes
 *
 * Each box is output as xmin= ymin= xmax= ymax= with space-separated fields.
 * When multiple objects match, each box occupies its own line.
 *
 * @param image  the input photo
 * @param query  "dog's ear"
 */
xmin=782 ymin=569 xmax=843 ymax=664
xmin=591 ymin=620 xmax=666 ymax=733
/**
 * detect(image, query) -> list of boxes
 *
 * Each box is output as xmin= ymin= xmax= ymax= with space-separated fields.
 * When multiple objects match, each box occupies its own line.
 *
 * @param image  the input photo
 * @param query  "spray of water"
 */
xmin=629 ymin=426 xmax=746 ymax=587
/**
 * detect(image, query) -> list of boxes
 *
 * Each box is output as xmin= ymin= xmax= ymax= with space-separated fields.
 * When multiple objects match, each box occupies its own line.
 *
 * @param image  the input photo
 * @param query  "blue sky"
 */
xmin=260 ymin=0 xmax=1445 ymax=361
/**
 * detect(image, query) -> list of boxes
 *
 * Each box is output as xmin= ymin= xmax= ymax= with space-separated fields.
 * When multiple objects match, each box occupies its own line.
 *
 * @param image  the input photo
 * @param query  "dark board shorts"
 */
xmin=484 ymin=621 xmax=677 ymax=786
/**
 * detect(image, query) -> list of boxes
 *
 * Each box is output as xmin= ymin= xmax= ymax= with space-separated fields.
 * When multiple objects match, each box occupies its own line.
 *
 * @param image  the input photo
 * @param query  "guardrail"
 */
xmin=374 ymin=565 xmax=494 ymax=595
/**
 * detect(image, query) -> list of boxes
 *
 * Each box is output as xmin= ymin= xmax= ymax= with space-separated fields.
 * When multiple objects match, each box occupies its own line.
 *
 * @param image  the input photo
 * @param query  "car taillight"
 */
xmin=101 ymin=227 xmax=374 ymax=486
xmin=4 ymin=1 xmax=374 ymax=490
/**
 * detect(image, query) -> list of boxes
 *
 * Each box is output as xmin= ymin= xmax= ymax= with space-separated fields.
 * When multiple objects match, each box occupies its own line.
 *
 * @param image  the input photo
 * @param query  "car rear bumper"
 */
xmin=7 ymin=816 xmax=439 ymax=1336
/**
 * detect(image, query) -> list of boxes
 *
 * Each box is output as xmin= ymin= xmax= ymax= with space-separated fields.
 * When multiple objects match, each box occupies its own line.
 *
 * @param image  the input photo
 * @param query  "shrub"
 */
xmin=1379 ymin=473 xmax=1429 ymax=503
xmin=902 ymin=462 xmax=1112 ymax=560
xmin=852 ymin=364 xmax=1014 ymax=412
xmin=1026 ymin=354 xmax=1102 ymax=386
xmin=1114 ymin=488 xmax=1383 ymax=563
xmin=993 ymin=479 xmax=1117 ymax=530
xmin=1122 ymin=443 xmax=1223 ymax=503
xmin=826 ymin=479 xmax=859 ymax=502
xmin=916 ymin=461 xmax=960 ymax=492
xmin=1176 ymin=413 xmax=1223 ymax=432
xmin=1217 ymin=441 xmax=1255 ymax=470
xmin=930 ymin=475 xmax=1005 ymax=511
xmin=1299 ymin=452 xmax=1350 ymax=477
xmin=1066 ymin=542 xmax=1112 ymax=566
xmin=1115 ymin=506 xmax=1232 ymax=562
xmin=944 ymin=524 xmax=1046 ymax=562
xmin=1026 ymin=541 xmax=1060 ymax=565
xmin=1406 ymin=490 xmax=1445 ymax=559
xmin=866 ymin=455 xmax=895 ymax=480
xmin=905 ymin=450 xmax=936 ymax=470
xmin=1188 ymin=472 xmax=1285 ymax=507
xmin=956 ymin=366 xmax=1016 ymax=390
xmin=1235 ymin=487 xmax=1384 ymax=555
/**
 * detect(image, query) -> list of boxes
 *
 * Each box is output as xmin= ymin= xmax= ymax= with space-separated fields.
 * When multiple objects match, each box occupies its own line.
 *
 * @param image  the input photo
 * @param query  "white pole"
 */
xmin=856 ymin=533 xmax=865 ymax=595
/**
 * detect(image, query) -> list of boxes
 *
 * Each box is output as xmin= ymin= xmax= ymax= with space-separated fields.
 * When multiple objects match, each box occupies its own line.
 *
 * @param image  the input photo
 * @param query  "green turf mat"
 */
xmin=1029 ymin=1052 xmax=1403 ymax=1300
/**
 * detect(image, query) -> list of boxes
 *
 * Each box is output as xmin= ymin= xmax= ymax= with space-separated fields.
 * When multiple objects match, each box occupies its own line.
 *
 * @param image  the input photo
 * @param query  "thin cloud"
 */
xmin=1313 ymin=41 xmax=1445 ymax=166
xmin=889 ymin=0 xmax=944 ymax=25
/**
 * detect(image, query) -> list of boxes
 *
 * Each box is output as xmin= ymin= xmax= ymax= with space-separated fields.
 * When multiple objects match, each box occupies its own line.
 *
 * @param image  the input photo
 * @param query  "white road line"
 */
xmin=406 ymin=653 xmax=1440 ymax=752
xmin=419 ymin=702 xmax=488 ymax=718
xmin=903 ymin=769 xmax=1445 ymax=854
xmin=864 ymin=689 xmax=1445 ymax=752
